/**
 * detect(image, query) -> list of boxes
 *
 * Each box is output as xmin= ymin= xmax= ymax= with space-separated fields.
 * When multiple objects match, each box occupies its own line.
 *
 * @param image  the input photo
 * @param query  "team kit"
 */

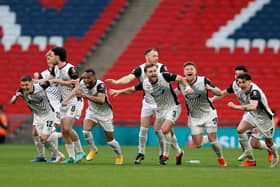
xmin=10 ymin=47 xmax=279 ymax=168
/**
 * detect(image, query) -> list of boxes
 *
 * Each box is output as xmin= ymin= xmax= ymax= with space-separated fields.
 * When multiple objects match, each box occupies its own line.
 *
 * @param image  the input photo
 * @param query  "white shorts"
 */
xmin=242 ymin=112 xmax=274 ymax=138
xmin=188 ymin=110 xmax=218 ymax=135
xmin=85 ymin=109 xmax=114 ymax=132
xmin=60 ymin=100 xmax=83 ymax=120
xmin=140 ymin=100 xmax=156 ymax=118
xmin=156 ymin=104 xmax=181 ymax=125
xmin=33 ymin=112 xmax=55 ymax=136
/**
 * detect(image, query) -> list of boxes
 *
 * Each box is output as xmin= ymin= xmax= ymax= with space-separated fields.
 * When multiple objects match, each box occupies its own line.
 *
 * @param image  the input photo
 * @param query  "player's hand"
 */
xmin=33 ymin=72 xmax=40 ymax=79
xmin=227 ymin=102 xmax=235 ymax=109
xmin=61 ymin=100 xmax=68 ymax=106
xmin=105 ymin=79 xmax=117 ymax=84
xmin=15 ymin=91 xmax=22 ymax=97
xmin=75 ymin=89 xmax=84 ymax=98
xmin=184 ymin=86 xmax=193 ymax=94
xmin=109 ymin=89 xmax=120 ymax=97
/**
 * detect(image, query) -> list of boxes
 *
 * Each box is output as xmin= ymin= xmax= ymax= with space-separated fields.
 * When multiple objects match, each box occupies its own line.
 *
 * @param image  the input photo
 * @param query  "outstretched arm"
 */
xmin=227 ymin=100 xmax=258 ymax=111
xmin=105 ymin=74 xmax=136 ymax=85
xmin=109 ymin=86 xmax=137 ymax=97
xmin=211 ymin=89 xmax=230 ymax=102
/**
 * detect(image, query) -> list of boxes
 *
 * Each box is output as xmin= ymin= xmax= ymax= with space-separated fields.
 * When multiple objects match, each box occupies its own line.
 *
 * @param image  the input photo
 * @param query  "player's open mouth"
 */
xmin=187 ymin=73 xmax=193 ymax=76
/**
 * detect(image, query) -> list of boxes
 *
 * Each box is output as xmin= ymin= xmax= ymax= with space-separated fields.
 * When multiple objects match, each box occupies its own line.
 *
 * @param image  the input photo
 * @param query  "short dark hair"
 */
xmin=144 ymin=48 xmax=158 ymax=55
xmin=237 ymin=72 xmax=251 ymax=80
xmin=52 ymin=47 xmax=67 ymax=61
xmin=20 ymin=75 xmax=32 ymax=82
xmin=183 ymin=61 xmax=196 ymax=68
xmin=144 ymin=63 xmax=158 ymax=73
xmin=235 ymin=65 xmax=248 ymax=72
xmin=84 ymin=69 xmax=96 ymax=75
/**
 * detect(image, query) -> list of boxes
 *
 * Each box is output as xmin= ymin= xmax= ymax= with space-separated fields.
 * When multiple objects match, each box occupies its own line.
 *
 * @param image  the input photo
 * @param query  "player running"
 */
xmin=211 ymin=65 xmax=273 ymax=166
xmin=110 ymin=63 xmax=192 ymax=165
xmin=106 ymin=48 xmax=183 ymax=165
xmin=62 ymin=69 xmax=123 ymax=164
xmin=227 ymin=73 xmax=279 ymax=168
xmin=177 ymin=62 xmax=227 ymax=166
xmin=10 ymin=75 xmax=64 ymax=163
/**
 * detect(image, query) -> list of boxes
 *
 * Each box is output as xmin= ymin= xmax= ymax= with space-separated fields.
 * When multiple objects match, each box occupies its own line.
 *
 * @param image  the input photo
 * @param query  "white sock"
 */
xmin=33 ymin=136 xmax=45 ymax=158
xmin=49 ymin=134 xmax=59 ymax=158
xmin=108 ymin=139 xmax=122 ymax=156
xmin=73 ymin=139 xmax=84 ymax=153
xmin=211 ymin=141 xmax=223 ymax=159
xmin=163 ymin=132 xmax=172 ymax=156
xmin=43 ymin=141 xmax=61 ymax=157
xmin=239 ymin=133 xmax=255 ymax=161
xmin=268 ymin=144 xmax=279 ymax=157
xmin=155 ymin=130 xmax=164 ymax=156
xmin=238 ymin=133 xmax=252 ymax=151
xmin=83 ymin=130 xmax=97 ymax=150
xmin=65 ymin=143 xmax=75 ymax=159
xmin=171 ymin=134 xmax=181 ymax=155
xmin=138 ymin=127 xmax=148 ymax=154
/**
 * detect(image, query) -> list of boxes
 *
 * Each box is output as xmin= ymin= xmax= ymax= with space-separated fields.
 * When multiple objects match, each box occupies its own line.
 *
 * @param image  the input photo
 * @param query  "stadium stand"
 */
xmin=102 ymin=0 xmax=280 ymax=125
xmin=0 ymin=0 xmax=129 ymax=131
xmin=1 ymin=0 xmax=280 ymax=129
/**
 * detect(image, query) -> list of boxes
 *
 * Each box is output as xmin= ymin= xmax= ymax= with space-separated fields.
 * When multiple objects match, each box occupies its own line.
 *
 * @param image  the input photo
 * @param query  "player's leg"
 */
xmin=46 ymin=109 xmax=62 ymax=162
xmin=82 ymin=119 xmax=98 ymax=161
xmin=250 ymin=128 xmax=272 ymax=162
xmin=191 ymin=133 xmax=204 ymax=147
xmin=169 ymin=128 xmax=184 ymax=165
xmin=40 ymin=117 xmax=64 ymax=163
xmin=135 ymin=103 xmax=154 ymax=164
xmin=103 ymin=120 xmax=123 ymax=165
xmin=72 ymin=102 xmax=86 ymax=162
xmin=237 ymin=120 xmax=256 ymax=166
xmin=207 ymin=131 xmax=226 ymax=166
xmin=71 ymin=129 xmax=86 ymax=163
xmin=60 ymin=116 xmax=76 ymax=163
xmin=47 ymin=129 xmax=62 ymax=162
xmin=264 ymin=137 xmax=279 ymax=168
xmin=160 ymin=105 xmax=183 ymax=165
xmin=160 ymin=119 xmax=173 ymax=165
xmin=259 ymin=121 xmax=279 ymax=168
xmin=31 ymin=125 xmax=46 ymax=162
xmin=153 ymin=119 xmax=164 ymax=162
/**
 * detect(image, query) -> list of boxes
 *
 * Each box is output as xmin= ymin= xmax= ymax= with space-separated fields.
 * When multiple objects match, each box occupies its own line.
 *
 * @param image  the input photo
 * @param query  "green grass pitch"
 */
xmin=0 ymin=145 xmax=280 ymax=187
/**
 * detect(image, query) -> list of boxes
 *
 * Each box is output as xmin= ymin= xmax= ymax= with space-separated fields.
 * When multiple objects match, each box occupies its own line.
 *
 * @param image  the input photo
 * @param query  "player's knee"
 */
xmin=161 ymin=128 xmax=169 ymax=134
xmin=61 ymin=128 xmax=71 ymax=135
xmin=237 ymin=128 xmax=245 ymax=134
xmin=40 ymin=136 xmax=48 ymax=143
